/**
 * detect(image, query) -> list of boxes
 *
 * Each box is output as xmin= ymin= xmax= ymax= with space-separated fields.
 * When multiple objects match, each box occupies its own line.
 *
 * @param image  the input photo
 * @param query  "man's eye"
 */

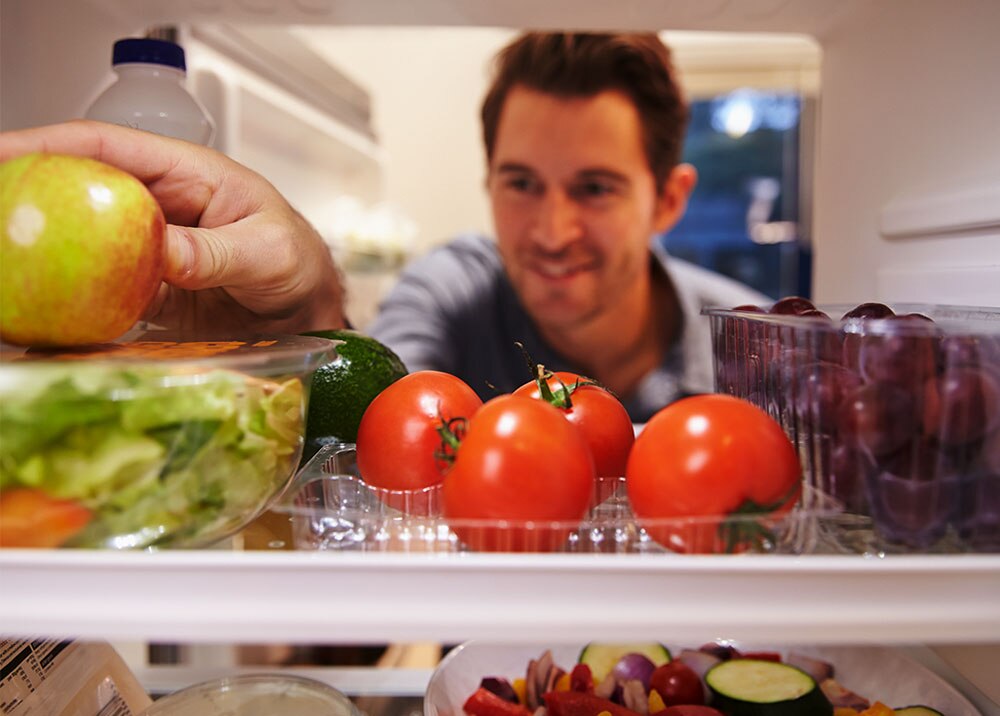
xmin=506 ymin=176 xmax=540 ymax=193
xmin=573 ymin=181 xmax=616 ymax=199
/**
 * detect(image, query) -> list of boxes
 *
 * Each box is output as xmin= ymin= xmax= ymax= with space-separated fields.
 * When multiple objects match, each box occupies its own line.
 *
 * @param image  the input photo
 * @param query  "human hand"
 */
xmin=0 ymin=119 xmax=347 ymax=334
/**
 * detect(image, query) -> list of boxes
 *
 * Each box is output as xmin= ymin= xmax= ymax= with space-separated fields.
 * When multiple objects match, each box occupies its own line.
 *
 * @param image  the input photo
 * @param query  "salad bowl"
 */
xmin=0 ymin=331 xmax=336 ymax=549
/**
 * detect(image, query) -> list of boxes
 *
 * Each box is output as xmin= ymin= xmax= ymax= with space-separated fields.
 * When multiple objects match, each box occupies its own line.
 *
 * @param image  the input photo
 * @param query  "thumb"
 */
xmin=162 ymin=224 xmax=233 ymax=289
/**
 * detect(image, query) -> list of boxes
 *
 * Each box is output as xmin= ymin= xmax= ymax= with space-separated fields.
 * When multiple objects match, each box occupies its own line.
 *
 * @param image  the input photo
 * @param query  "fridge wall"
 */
xmin=808 ymin=0 xmax=1000 ymax=306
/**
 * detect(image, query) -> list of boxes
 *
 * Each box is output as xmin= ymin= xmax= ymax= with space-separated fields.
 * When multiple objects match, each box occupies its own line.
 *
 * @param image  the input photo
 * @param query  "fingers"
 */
xmin=163 ymin=226 xmax=198 ymax=282
xmin=163 ymin=224 xmax=242 ymax=290
xmin=4 ymin=120 xmax=348 ymax=333
xmin=1 ymin=120 xmax=233 ymax=227
xmin=163 ymin=213 xmax=305 ymax=293
xmin=2 ymin=120 xmax=187 ymax=183
xmin=156 ymin=214 xmax=347 ymax=331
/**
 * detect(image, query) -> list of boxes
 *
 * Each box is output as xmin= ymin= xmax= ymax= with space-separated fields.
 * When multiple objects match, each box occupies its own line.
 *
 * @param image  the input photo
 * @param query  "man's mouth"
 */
xmin=528 ymin=259 xmax=595 ymax=280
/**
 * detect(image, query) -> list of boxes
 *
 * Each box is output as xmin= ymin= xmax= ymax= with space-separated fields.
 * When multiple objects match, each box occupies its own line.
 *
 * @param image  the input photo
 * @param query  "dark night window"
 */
xmin=661 ymin=88 xmax=814 ymax=300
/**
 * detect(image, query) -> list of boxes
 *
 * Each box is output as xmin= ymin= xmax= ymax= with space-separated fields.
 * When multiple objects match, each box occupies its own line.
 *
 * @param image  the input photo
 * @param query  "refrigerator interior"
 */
xmin=1 ymin=0 xmax=999 ymax=713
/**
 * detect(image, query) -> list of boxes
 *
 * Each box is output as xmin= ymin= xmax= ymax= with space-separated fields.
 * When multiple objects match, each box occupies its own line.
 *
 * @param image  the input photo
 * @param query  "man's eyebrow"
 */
xmin=495 ymin=162 xmax=535 ymax=174
xmin=576 ymin=168 xmax=630 ymax=184
xmin=495 ymin=164 xmax=630 ymax=184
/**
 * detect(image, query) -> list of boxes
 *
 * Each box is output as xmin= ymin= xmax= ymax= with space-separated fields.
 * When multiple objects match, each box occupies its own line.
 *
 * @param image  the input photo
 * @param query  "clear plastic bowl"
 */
xmin=704 ymin=302 xmax=1000 ymax=554
xmin=142 ymin=673 xmax=361 ymax=716
xmin=275 ymin=443 xmax=838 ymax=555
xmin=0 ymin=330 xmax=336 ymax=549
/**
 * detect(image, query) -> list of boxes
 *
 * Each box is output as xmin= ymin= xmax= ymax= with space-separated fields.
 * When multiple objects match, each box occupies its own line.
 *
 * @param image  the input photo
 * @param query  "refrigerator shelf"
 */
xmin=1 ymin=549 xmax=997 ymax=646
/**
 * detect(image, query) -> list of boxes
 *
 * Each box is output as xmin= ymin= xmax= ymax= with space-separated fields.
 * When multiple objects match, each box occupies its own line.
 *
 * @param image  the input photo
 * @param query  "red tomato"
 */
xmin=464 ymin=687 xmax=532 ymax=716
xmin=442 ymin=394 xmax=595 ymax=551
xmin=738 ymin=651 xmax=782 ymax=662
xmin=626 ymin=394 xmax=801 ymax=553
xmin=0 ymin=488 xmax=92 ymax=548
xmin=543 ymin=690 xmax=643 ymax=716
xmin=653 ymin=707 xmax=724 ymax=716
xmin=649 ymin=661 xmax=705 ymax=706
xmin=514 ymin=370 xmax=634 ymax=478
xmin=356 ymin=371 xmax=483 ymax=501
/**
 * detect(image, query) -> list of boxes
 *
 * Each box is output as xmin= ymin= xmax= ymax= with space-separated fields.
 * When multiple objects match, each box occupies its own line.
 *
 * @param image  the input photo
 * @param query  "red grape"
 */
xmin=826 ymin=439 xmax=874 ymax=512
xmin=865 ymin=467 xmax=958 ymax=548
xmin=838 ymin=381 xmax=919 ymax=457
xmin=649 ymin=661 xmax=705 ymax=706
xmin=856 ymin=317 xmax=939 ymax=387
xmin=922 ymin=366 xmax=1000 ymax=446
xmin=955 ymin=467 xmax=1000 ymax=550
xmin=794 ymin=361 xmax=862 ymax=433
xmin=842 ymin=302 xmax=895 ymax=320
xmin=770 ymin=296 xmax=816 ymax=315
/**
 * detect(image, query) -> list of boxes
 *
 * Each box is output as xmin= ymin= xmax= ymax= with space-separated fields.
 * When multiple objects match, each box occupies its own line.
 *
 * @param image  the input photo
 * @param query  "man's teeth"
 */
xmin=537 ymin=263 xmax=578 ymax=278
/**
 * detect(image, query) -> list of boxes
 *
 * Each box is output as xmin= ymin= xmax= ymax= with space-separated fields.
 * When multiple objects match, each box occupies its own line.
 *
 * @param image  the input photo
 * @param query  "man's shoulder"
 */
xmin=413 ymin=234 xmax=503 ymax=274
xmin=658 ymin=252 xmax=772 ymax=308
xmin=388 ymin=233 xmax=509 ymax=310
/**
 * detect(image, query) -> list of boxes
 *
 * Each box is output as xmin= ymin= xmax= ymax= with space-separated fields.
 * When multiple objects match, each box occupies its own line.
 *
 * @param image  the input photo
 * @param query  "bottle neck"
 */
xmin=113 ymin=63 xmax=187 ymax=81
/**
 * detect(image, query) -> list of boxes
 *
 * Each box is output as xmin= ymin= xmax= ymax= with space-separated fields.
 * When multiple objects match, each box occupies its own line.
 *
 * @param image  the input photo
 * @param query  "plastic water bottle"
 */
xmin=85 ymin=37 xmax=215 ymax=146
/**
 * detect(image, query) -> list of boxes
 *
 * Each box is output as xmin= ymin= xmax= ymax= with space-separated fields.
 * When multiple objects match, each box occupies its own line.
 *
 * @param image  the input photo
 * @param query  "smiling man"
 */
xmin=368 ymin=33 xmax=768 ymax=422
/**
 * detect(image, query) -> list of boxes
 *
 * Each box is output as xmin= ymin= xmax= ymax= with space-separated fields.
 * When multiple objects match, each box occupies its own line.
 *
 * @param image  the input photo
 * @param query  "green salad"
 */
xmin=0 ymin=364 xmax=305 ymax=548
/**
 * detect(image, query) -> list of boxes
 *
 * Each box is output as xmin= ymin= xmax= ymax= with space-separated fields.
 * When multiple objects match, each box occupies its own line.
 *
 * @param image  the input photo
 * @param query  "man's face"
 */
xmin=487 ymin=86 xmax=676 ymax=332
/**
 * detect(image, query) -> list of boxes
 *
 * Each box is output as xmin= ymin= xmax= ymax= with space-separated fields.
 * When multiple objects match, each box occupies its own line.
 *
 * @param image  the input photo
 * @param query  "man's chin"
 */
xmin=524 ymin=301 xmax=594 ymax=331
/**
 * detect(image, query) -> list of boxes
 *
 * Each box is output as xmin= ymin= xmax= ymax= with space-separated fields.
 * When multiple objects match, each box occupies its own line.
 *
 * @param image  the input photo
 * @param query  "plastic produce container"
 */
xmin=275 ymin=443 xmax=838 ymax=555
xmin=704 ymin=302 xmax=1000 ymax=554
xmin=0 ymin=331 xmax=336 ymax=549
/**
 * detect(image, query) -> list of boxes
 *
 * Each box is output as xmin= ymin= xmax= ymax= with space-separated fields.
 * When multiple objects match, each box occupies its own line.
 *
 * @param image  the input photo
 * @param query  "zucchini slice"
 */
xmin=577 ymin=643 xmax=671 ymax=681
xmin=706 ymin=658 xmax=833 ymax=716
xmin=894 ymin=708 xmax=945 ymax=716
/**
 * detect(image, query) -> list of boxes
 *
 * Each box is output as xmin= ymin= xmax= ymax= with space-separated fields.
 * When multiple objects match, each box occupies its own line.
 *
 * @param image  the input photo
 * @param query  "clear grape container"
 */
xmin=704 ymin=301 xmax=1000 ymax=554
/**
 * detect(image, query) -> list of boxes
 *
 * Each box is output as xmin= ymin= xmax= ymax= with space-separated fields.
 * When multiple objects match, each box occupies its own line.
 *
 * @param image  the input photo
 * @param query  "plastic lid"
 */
xmin=141 ymin=674 xmax=362 ymax=716
xmin=0 ymin=330 xmax=339 ymax=383
xmin=112 ymin=38 xmax=186 ymax=70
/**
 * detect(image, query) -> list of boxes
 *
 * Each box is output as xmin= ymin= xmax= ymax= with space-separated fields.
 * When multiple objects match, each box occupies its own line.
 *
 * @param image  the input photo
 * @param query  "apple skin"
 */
xmin=0 ymin=152 xmax=166 ymax=346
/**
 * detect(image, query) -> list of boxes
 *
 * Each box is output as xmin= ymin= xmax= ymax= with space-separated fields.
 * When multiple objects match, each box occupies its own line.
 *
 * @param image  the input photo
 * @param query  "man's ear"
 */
xmin=653 ymin=163 xmax=698 ymax=233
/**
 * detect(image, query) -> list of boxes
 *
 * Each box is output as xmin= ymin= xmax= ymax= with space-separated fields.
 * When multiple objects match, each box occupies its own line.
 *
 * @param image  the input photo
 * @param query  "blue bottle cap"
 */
xmin=112 ymin=38 xmax=186 ymax=71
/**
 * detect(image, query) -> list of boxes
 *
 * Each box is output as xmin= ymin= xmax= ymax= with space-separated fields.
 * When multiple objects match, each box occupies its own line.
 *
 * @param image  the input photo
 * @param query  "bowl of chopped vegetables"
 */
xmin=425 ymin=641 xmax=980 ymax=716
xmin=0 ymin=331 xmax=337 ymax=549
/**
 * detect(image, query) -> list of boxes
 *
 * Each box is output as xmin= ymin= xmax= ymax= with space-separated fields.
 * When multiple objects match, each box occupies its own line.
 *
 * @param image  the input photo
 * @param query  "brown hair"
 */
xmin=481 ymin=32 xmax=689 ymax=187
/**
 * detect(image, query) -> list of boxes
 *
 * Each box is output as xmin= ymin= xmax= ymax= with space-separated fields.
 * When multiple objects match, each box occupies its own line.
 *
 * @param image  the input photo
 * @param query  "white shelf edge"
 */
xmin=2 ymin=550 xmax=998 ymax=646
xmin=880 ymin=180 xmax=1000 ymax=238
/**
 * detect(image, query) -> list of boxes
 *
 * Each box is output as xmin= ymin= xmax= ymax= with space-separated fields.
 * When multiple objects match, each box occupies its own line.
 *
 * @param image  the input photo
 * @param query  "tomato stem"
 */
xmin=721 ymin=481 xmax=803 ymax=552
xmin=534 ymin=364 xmax=574 ymax=409
xmin=434 ymin=416 xmax=468 ymax=467
xmin=514 ymin=340 xmax=607 ymax=410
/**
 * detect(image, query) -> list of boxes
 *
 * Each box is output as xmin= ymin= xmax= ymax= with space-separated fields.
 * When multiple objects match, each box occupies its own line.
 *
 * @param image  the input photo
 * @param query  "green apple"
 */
xmin=0 ymin=152 xmax=166 ymax=346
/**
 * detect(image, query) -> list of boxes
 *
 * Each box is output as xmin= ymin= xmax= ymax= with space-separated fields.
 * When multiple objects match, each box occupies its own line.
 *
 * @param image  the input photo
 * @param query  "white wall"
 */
xmin=811 ymin=0 xmax=1000 ymax=306
xmin=294 ymin=27 xmax=516 ymax=253
xmin=0 ymin=0 xmax=141 ymax=131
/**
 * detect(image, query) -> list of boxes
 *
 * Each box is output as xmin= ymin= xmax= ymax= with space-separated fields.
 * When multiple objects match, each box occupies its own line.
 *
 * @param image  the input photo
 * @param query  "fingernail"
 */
xmin=167 ymin=228 xmax=195 ymax=279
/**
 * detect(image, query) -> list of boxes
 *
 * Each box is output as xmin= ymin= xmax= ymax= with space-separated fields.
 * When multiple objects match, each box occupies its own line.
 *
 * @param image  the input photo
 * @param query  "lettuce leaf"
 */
xmin=0 ymin=365 xmax=305 ymax=548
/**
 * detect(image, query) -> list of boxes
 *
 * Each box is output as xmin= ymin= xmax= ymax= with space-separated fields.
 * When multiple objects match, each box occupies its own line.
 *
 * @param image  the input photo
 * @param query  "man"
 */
xmin=0 ymin=33 xmax=767 ymax=421
xmin=369 ymin=33 xmax=768 ymax=421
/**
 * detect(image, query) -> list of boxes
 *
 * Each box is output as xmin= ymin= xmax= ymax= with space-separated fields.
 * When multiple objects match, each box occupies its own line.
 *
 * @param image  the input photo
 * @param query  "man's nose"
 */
xmin=530 ymin=191 xmax=583 ymax=251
